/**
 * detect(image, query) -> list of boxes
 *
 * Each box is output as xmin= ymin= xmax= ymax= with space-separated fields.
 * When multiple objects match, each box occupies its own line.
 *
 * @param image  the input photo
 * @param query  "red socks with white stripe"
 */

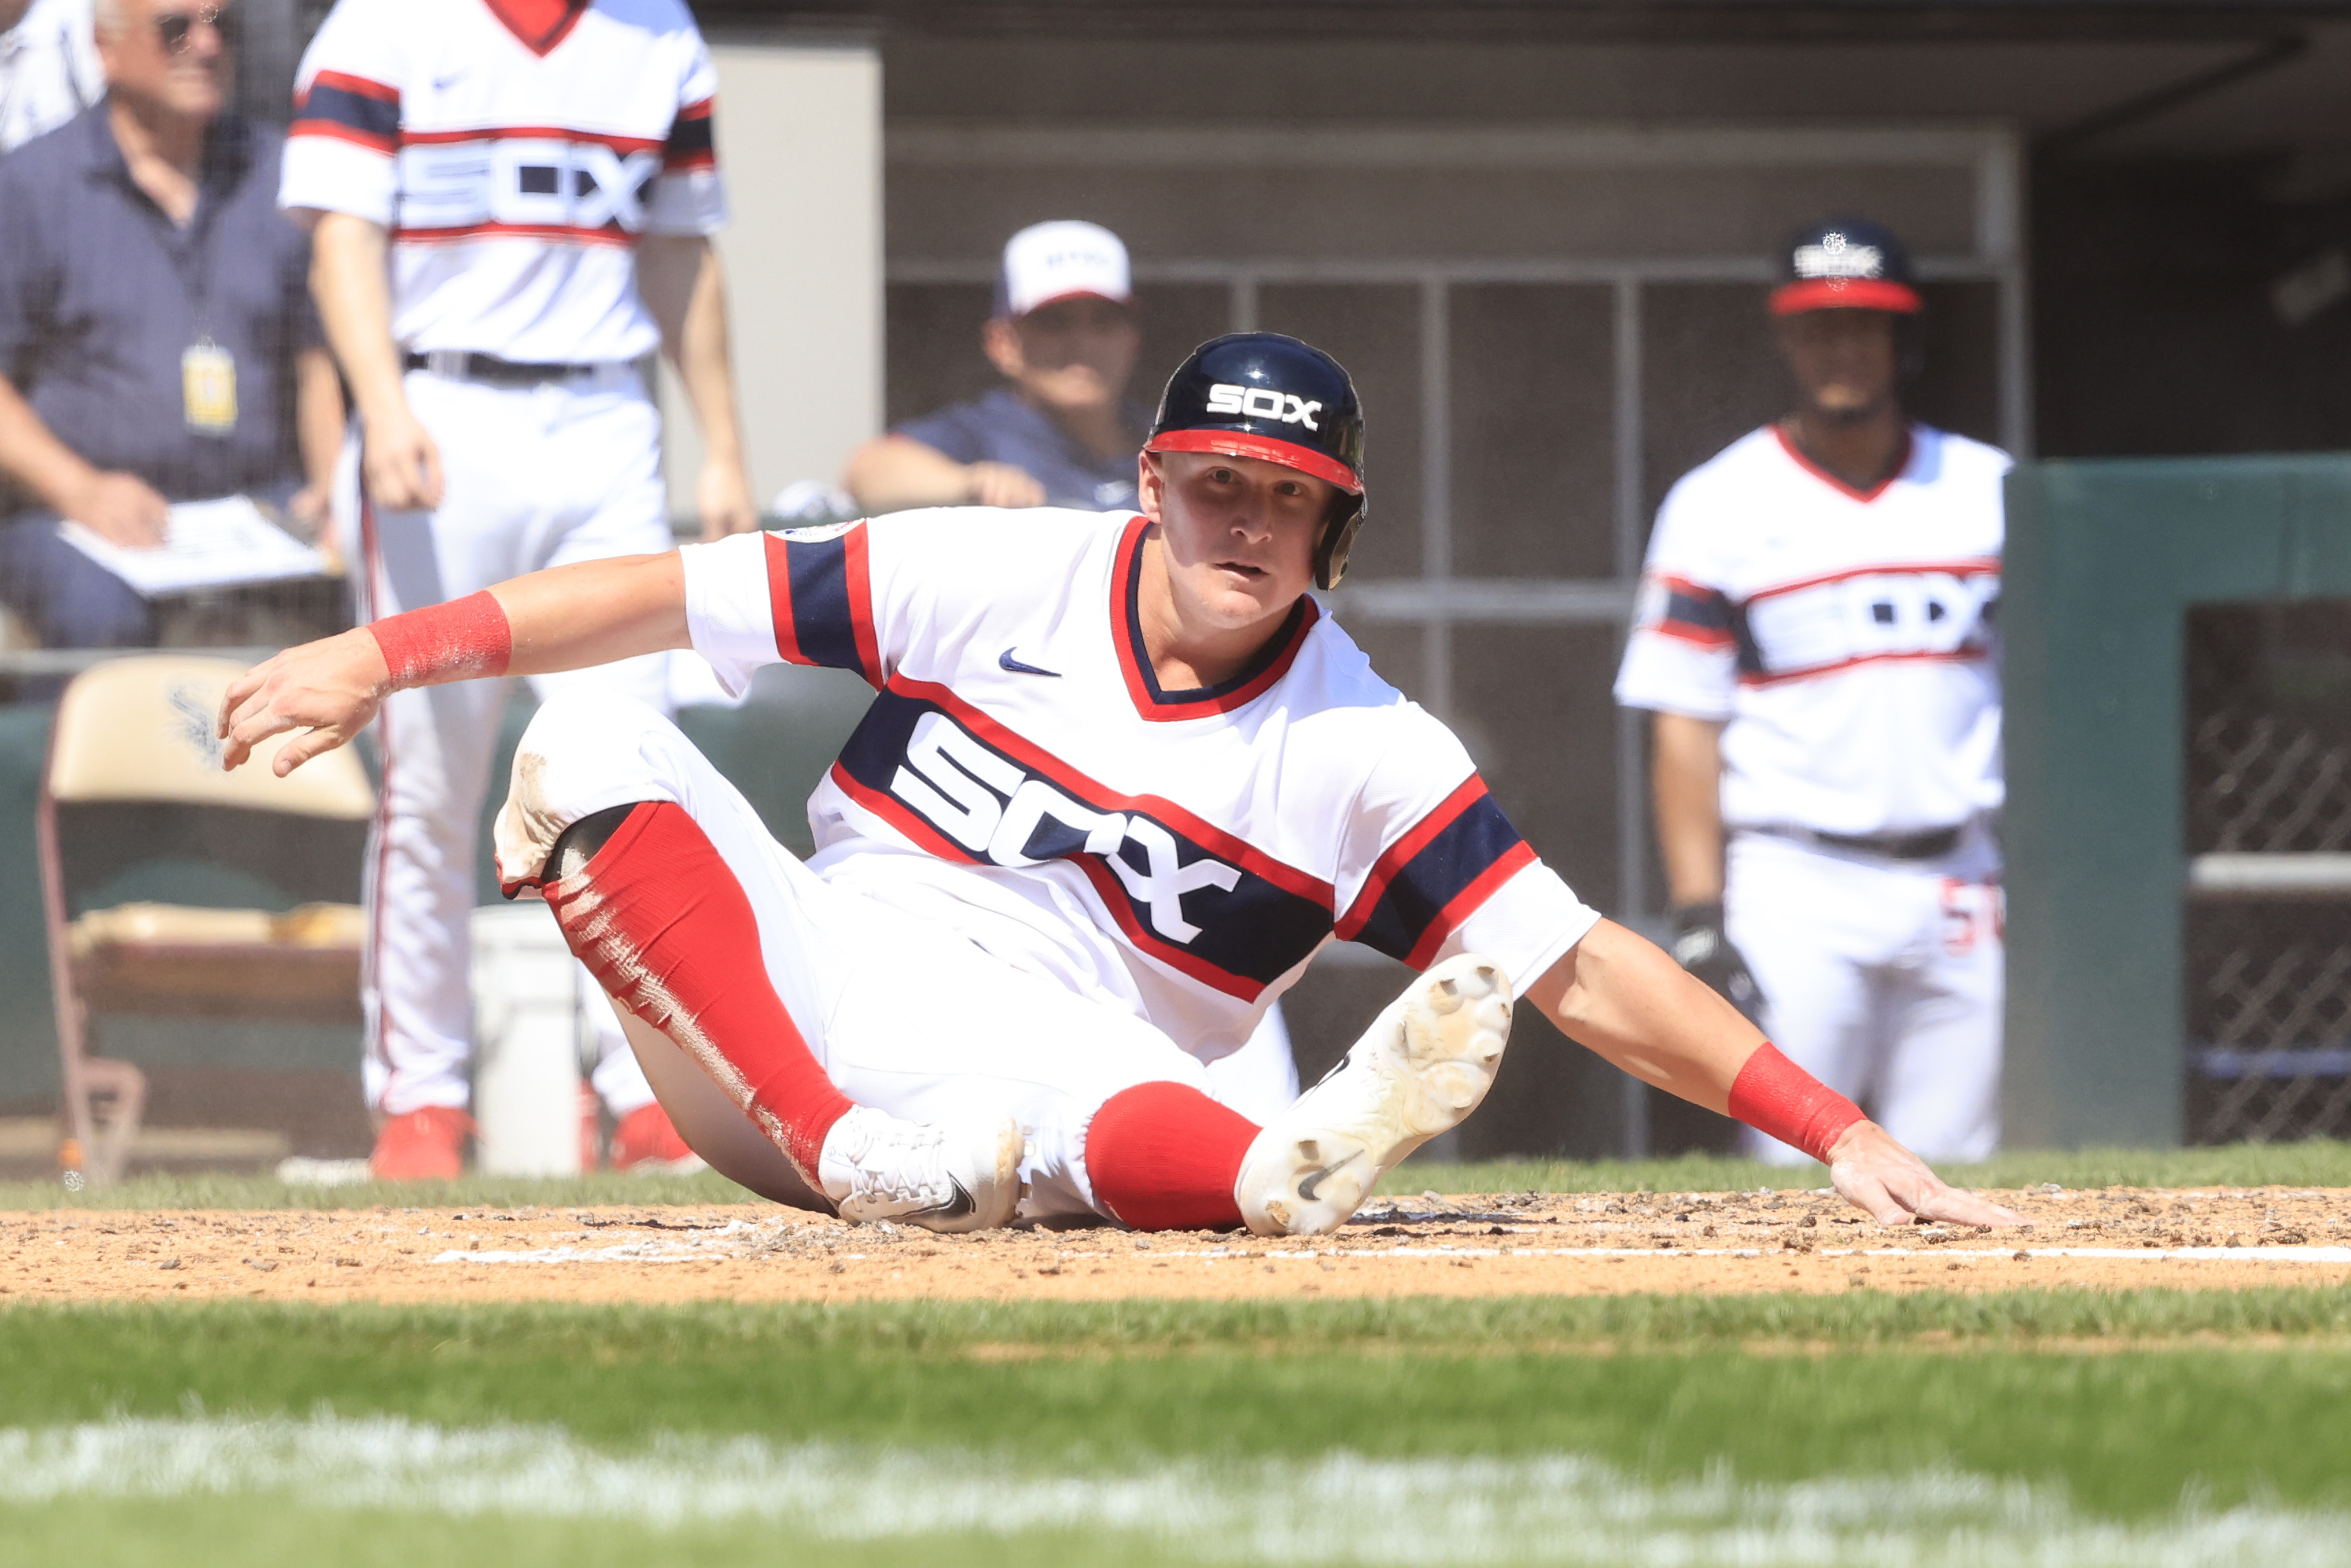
xmin=1086 ymin=1081 xmax=1260 ymax=1231
xmin=540 ymin=801 xmax=852 ymax=1184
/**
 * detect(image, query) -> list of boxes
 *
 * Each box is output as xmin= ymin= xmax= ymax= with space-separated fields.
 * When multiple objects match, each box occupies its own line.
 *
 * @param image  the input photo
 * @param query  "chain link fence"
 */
xmin=2184 ymin=603 xmax=2351 ymax=1143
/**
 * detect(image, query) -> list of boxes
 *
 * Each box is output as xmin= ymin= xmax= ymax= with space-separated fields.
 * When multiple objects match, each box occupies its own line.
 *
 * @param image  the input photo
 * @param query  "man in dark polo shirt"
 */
xmin=843 ymin=220 xmax=1150 ymax=516
xmin=0 ymin=0 xmax=339 ymax=650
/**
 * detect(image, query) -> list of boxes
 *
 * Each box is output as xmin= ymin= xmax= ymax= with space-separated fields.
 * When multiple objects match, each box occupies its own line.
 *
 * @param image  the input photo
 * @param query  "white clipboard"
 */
xmin=56 ymin=495 xmax=331 ymax=598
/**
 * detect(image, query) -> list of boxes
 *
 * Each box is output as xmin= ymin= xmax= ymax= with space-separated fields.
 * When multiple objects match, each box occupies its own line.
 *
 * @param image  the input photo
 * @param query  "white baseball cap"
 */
xmin=996 ymin=220 xmax=1132 ymax=319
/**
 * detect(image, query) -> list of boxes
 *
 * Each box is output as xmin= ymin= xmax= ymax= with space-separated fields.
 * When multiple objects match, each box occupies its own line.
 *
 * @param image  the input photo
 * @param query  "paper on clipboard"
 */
xmin=56 ymin=495 xmax=331 ymax=598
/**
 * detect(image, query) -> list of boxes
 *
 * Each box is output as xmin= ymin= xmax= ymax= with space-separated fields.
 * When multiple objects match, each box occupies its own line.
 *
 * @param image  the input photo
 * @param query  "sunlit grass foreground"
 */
xmin=3 ymin=1412 xmax=2348 ymax=1568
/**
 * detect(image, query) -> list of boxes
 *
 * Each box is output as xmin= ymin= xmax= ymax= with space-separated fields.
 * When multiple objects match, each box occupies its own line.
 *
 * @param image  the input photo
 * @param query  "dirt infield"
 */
xmin=5 ymin=1186 xmax=2346 ymax=1305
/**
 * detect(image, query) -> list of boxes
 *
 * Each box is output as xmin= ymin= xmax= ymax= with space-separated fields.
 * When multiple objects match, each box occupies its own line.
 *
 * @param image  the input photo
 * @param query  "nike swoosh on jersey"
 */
xmin=998 ymin=648 xmax=1062 ymax=677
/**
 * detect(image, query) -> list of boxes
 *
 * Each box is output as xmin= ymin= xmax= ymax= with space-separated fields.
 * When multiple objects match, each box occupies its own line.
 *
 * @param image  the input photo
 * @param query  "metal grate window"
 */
xmin=2184 ymin=603 xmax=2351 ymax=1143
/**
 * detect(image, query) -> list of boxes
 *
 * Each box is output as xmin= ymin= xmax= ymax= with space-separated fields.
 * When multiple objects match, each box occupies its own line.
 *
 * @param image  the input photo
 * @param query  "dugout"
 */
xmin=2007 ymin=453 xmax=2351 ymax=1149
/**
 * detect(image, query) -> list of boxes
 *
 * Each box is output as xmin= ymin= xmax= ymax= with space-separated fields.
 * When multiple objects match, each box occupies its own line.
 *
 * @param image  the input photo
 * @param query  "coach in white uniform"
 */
xmin=1615 ymin=218 xmax=2007 ymax=1164
xmin=279 ymin=0 xmax=755 ymax=1178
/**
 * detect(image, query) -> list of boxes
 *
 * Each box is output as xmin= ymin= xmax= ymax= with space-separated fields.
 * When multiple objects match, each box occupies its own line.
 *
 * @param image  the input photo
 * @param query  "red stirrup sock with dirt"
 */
xmin=541 ymin=801 xmax=852 ymax=1183
xmin=1726 ymin=1042 xmax=1866 ymax=1163
xmin=1086 ymin=1081 xmax=1261 ymax=1231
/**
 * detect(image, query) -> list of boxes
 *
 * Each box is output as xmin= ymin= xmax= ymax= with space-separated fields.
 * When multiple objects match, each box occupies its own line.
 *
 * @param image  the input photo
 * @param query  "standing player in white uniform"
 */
xmin=279 ymin=0 xmax=757 ymax=1178
xmin=1615 ymin=219 xmax=2007 ymax=1164
xmin=219 ymin=333 xmax=2018 ymax=1237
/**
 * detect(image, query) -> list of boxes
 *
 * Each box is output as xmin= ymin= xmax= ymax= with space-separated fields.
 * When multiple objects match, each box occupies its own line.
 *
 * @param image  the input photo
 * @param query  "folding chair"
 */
xmin=38 ymin=654 xmax=374 ymax=1184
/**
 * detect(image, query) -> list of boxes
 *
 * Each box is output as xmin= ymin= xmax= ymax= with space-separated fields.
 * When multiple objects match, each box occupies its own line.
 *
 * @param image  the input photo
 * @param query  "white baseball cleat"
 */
xmin=1235 ymin=953 xmax=1513 ymax=1237
xmin=817 ymin=1106 xmax=1026 ymax=1234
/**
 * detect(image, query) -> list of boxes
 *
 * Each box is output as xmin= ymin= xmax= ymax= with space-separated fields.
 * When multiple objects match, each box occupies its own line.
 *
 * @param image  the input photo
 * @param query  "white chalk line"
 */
xmin=432 ymin=1233 xmax=2351 ymax=1267
xmin=0 ymin=1414 xmax=2342 ymax=1567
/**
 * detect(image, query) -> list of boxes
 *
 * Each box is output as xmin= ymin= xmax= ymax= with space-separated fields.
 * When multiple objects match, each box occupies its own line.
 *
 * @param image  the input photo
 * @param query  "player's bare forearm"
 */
xmin=1525 ymin=917 xmax=1762 ymax=1111
xmin=308 ymin=213 xmax=407 ymax=425
xmin=218 ymin=553 xmax=690 ymax=777
xmin=641 ymin=235 xmax=755 ymax=539
xmin=294 ymin=347 xmax=346 ymax=498
xmin=1651 ymin=711 xmax=1728 ymax=906
xmin=1524 ymin=924 xmax=2024 ymax=1228
xmin=843 ymin=435 xmax=1045 ymax=512
xmin=310 ymin=212 xmax=443 ymax=511
xmin=493 ymin=552 xmax=692 ymax=673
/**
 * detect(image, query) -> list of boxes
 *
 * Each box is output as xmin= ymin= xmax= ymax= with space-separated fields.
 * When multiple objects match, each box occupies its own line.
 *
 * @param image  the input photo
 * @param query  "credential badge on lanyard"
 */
xmin=182 ymin=336 xmax=236 ymax=434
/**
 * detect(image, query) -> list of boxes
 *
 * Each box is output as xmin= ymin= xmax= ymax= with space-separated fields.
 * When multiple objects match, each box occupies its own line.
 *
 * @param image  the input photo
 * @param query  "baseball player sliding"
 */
xmin=218 ymin=332 xmax=2020 ymax=1237
xmin=1616 ymin=218 xmax=2007 ymax=1163
xmin=279 ymin=0 xmax=757 ymax=1177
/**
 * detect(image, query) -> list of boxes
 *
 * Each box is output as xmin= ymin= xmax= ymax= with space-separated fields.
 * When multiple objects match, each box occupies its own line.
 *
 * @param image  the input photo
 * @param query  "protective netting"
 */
xmin=2184 ymin=604 xmax=2351 ymax=1143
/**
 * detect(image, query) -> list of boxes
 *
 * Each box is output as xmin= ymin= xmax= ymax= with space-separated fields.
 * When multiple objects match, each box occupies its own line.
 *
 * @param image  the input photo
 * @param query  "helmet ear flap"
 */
xmin=1315 ymin=497 xmax=1365 ymax=591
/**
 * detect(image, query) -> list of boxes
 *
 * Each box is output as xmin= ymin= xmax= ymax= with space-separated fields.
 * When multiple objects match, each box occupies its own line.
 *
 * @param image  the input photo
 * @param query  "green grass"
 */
xmin=5 ymin=1138 xmax=2347 ymax=1213
xmin=2 ymin=1293 xmax=2350 ymax=1520
xmin=0 ymin=1501 xmax=1116 ymax=1568
xmin=1399 ymin=1138 xmax=2351 ymax=1199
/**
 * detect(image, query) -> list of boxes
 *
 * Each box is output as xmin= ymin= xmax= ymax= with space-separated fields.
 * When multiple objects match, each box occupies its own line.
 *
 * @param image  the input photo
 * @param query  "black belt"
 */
xmin=1764 ymin=824 xmax=1966 ymax=861
xmin=403 ymin=351 xmax=603 ymax=386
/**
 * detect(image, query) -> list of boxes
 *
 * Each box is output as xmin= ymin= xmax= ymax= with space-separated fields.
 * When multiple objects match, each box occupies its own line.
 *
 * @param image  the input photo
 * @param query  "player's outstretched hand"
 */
xmin=216 ymin=628 xmax=391 ymax=777
xmin=1825 ymin=1120 xmax=2027 ymax=1228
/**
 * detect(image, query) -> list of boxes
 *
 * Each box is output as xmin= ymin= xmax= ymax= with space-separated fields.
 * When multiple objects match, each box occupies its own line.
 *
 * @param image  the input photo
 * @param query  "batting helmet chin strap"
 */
xmin=1315 ymin=495 xmax=1366 ymax=592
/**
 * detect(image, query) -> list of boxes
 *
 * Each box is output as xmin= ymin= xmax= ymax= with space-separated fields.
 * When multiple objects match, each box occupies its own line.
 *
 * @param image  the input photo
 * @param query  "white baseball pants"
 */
xmin=1724 ymin=827 xmax=2003 ymax=1165
xmin=340 ymin=364 xmax=672 ymax=1119
xmin=495 ymin=690 xmax=1289 ymax=1221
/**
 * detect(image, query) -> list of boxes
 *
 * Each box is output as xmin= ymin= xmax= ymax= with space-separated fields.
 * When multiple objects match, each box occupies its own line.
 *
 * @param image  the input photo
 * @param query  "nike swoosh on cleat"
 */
xmin=1297 ymin=1151 xmax=1359 ymax=1203
xmin=998 ymin=648 xmax=1061 ymax=677
xmin=914 ymin=1175 xmax=977 ymax=1222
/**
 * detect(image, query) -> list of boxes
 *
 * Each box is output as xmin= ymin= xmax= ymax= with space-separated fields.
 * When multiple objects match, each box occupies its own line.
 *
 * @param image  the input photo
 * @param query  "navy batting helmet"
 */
xmin=1771 ymin=218 xmax=1923 ymax=317
xmin=1145 ymin=332 xmax=1366 ymax=591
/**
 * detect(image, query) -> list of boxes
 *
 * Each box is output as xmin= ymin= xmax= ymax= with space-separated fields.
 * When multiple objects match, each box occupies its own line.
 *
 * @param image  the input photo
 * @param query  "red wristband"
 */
xmin=1727 ymin=1042 xmax=1865 ymax=1164
xmin=369 ymin=591 xmax=513 ymax=688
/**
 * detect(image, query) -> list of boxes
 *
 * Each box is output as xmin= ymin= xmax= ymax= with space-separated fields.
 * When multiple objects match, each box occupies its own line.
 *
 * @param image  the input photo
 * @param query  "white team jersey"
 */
xmin=0 ymin=0 xmax=102 ymax=155
xmin=682 ymin=508 xmax=1599 ymax=1062
xmin=279 ymin=0 xmax=726 ymax=364
xmin=1613 ymin=423 xmax=2008 ymax=838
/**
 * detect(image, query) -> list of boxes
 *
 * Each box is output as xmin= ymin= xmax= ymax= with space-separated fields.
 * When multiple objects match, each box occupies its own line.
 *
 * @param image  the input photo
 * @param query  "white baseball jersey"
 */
xmin=1614 ymin=423 xmax=2009 ymax=838
xmin=280 ymin=0 xmax=726 ymax=364
xmin=680 ymin=508 xmax=1600 ymax=1062
xmin=0 ymin=0 xmax=102 ymax=155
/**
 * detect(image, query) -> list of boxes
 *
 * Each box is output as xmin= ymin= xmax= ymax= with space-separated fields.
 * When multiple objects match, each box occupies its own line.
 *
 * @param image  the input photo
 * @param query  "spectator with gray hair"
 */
xmin=0 ymin=0 xmax=340 ymax=651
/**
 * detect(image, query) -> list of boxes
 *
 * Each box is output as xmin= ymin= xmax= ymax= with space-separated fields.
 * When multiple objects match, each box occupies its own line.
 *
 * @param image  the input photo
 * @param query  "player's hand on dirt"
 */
xmin=1825 ymin=1120 xmax=2026 ymax=1228
xmin=697 ymin=458 xmax=760 ymax=541
xmin=62 ymin=470 xmax=170 ymax=548
xmin=216 ymin=628 xmax=391 ymax=777
xmin=361 ymin=402 xmax=445 ymax=512
xmin=1670 ymin=902 xmax=1765 ymax=1023
xmin=964 ymin=461 xmax=1048 ymax=508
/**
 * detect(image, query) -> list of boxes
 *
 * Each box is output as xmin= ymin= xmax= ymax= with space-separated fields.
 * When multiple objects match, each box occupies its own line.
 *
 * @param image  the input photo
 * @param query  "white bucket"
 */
xmin=471 ymin=904 xmax=584 ymax=1177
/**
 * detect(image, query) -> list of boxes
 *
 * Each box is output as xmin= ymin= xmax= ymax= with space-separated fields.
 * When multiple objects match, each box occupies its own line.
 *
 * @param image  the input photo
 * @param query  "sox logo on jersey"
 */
xmin=891 ymin=709 xmax=1241 ymax=944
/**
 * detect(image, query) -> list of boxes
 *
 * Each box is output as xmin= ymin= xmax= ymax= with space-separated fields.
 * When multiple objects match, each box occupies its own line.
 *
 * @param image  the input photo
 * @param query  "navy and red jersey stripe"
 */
xmin=1111 ymin=517 xmax=1316 ymax=721
xmin=664 ymin=97 xmax=716 ymax=172
xmin=1650 ymin=574 xmax=1734 ymax=650
xmin=290 ymin=70 xmax=400 ymax=153
xmin=828 ymin=680 xmax=1337 ymax=1000
xmin=1337 ymin=778 xmax=1538 ymax=970
xmin=763 ymin=528 xmax=882 ymax=685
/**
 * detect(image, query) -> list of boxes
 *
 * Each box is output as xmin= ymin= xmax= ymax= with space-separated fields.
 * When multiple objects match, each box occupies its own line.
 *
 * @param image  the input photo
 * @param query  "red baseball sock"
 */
xmin=542 ymin=801 xmax=852 ymax=1183
xmin=1086 ymin=1081 xmax=1260 ymax=1231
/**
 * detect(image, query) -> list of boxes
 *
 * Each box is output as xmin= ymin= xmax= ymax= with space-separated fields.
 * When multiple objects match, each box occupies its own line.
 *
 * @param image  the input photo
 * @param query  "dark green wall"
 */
xmin=2005 ymin=453 xmax=2351 ymax=1147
